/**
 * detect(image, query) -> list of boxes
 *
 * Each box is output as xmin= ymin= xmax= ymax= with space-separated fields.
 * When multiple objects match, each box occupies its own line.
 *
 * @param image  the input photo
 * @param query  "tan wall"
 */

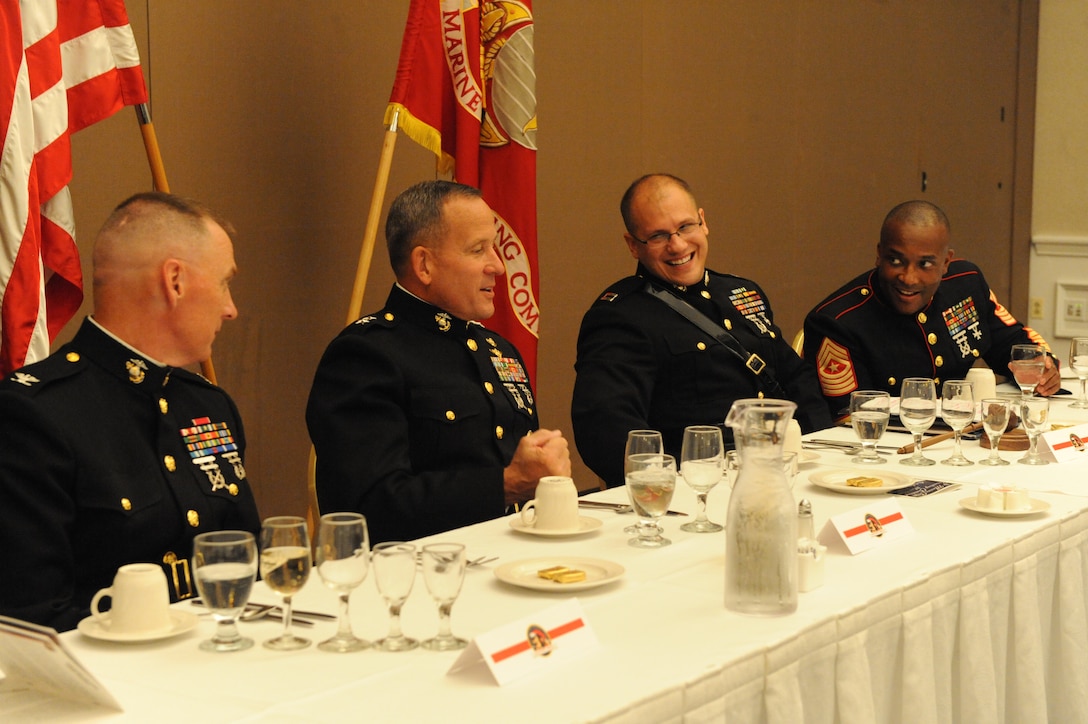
xmin=63 ymin=1 xmax=1037 ymax=515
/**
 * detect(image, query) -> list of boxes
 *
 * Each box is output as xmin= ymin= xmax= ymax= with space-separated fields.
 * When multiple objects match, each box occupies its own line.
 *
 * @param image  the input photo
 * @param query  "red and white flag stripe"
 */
xmin=0 ymin=0 xmax=146 ymax=375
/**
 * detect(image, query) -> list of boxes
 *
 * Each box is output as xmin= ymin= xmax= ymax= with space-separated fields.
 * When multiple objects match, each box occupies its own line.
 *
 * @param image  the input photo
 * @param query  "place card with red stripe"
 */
xmin=447 ymin=599 xmax=599 ymax=685
xmin=1041 ymin=422 xmax=1088 ymax=463
xmin=819 ymin=499 xmax=914 ymax=555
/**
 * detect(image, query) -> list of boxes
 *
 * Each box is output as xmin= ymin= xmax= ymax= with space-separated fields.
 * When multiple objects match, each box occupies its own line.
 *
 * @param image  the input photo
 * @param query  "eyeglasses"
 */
xmin=630 ymin=221 xmax=703 ymax=247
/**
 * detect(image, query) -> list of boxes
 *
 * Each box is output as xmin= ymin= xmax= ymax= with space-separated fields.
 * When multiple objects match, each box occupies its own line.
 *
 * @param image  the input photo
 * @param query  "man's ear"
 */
xmin=623 ymin=234 xmax=640 ymax=260
xmin=410 ymin=245 xmax=432 ymax=285
xmin=161 ymin=259 xmax=184 ymax=308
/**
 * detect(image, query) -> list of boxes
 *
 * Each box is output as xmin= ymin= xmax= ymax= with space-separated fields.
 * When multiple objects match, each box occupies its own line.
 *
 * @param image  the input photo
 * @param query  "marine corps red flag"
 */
xmin=0 ymin=0 xmax=148 ymax=375
xmin=386 ymin=0 xmax=540 ymax=382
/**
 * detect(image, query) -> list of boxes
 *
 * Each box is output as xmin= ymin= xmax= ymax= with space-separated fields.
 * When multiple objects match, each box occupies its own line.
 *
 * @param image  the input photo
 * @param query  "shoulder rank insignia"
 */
xmin=815 ymin=338 xmax=857 ymax=398
xmin=599 ymin=291 xmax=619 ymax=302
xmin=12 ymin=372 xmax=40 ymax=387
xmin=126 ymin=358 xmax=148 ymax=384
xmin=354 ymin=315 xmax=378 ymax=326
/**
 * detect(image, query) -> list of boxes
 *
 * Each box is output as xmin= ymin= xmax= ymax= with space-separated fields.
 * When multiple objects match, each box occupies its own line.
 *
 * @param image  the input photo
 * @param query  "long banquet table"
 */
xmin=6 ymin=389 xmax=1088 ymax=722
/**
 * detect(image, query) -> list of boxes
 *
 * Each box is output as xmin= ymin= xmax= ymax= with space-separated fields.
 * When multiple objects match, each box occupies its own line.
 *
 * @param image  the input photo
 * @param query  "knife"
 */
xmin=578 ymin=500 xmax=688 ymax=516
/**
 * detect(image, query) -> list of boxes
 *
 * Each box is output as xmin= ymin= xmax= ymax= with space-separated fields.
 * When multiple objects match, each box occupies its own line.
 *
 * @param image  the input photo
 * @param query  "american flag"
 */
xmin=0 ymin=0 xmax=147 ymax=376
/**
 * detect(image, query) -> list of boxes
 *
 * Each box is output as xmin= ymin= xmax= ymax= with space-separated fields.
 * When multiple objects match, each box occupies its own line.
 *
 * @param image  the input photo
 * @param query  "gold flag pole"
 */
xmin=345 ymin=108 xmax=400 ymax=324
xmin=134 ymin=103 xmax=217 ymax=385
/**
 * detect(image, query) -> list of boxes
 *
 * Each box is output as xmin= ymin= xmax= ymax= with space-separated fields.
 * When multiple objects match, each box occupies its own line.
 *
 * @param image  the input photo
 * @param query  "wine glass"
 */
xmin=625 ymin=453 xmax=677 ymax=548
xmin=420 ymin=542 xmax=468 ymax=651
xmin=258 ymin=516 xmax=312 ymax=650
xmin=624 ymin=430 xmax=664 ymax=535
xmin=679 ymin=425 xmax=724 ymax=533
xmin=1009 ymin=344 xmax=1046 ymax=400
xmin=978 ymin=398 xmax=1012 ymax=466
xmin=899 ymin=377 xmax=937 ymax=467
xmin=1019 ymin=397 xmax=1050 ymax=466
xmin=849 ymin=390 xmax=890 ymax=464
xmin=940 ymin=380 xmax=975 ymax=466
xmin=191 ymin=530 xmax=258 ymax=652
xmin=1070 ymin=338 xmax=1088 ymax=409
xmin=315 ymin=512 xmax=370 ymax=653
xmin=372 ymin=542 xmax=419 ymax=651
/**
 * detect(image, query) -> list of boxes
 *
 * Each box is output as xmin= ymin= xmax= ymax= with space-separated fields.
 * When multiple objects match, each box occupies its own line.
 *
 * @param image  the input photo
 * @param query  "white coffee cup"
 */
xmin=966 ymin=367 xmax=997 ymax=418
xmin=90 ymin=563 xmax=172 ymax=635
xmin=520 ymin=476 xmax=580 ymax=531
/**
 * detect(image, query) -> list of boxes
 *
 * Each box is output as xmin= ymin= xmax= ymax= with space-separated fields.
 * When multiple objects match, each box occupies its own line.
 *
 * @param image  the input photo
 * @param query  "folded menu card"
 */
xmin=0 ymin=615 xmax=121 ymax=713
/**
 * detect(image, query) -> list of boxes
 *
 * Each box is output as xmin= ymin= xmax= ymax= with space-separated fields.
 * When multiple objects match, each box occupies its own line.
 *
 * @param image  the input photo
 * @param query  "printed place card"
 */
xmin=819 ymin=498 xmax=914 ymax=555
xmin=447 ymin=599 xmax=599 ymax=686
xmin=1041 ymin=422 xmax=1088 ymax=463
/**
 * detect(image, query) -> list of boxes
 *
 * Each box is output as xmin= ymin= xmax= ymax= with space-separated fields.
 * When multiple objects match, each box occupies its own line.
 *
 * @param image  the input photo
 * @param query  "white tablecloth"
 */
xmin=6 ymin=394 xmax=1088 ymax=723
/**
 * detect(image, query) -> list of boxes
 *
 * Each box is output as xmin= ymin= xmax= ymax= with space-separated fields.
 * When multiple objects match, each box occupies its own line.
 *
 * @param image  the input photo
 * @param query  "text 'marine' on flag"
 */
xmin=386 ymin=0 xmax=540 ymax=383
xmin=0 ymin=0 xmax=148 ymax=376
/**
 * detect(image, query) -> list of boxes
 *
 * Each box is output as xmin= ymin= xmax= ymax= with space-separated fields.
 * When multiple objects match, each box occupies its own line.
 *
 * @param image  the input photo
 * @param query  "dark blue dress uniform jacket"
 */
xmin=572 ymin=265 xmax=831 ymax=488
xmin=803 ymin=259 xmax=1051 ymax=417
xmin=306 ymin=285 xmax=538 ymax=545
xmin=0 ymin=319 xmax=260 ymax=631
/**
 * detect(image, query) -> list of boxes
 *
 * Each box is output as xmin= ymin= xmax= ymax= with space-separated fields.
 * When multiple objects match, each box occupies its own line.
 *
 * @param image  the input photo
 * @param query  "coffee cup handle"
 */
xmin=520 ymin=500 xmax=537 ymax=526
xmin=90 ymin=587 xmax=112 ymax=623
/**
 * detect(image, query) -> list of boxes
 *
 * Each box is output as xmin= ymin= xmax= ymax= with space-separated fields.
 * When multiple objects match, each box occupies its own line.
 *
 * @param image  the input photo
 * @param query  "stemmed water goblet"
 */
xmin=1019 ymin=397 xmax=1050 ymax=466
xmin=978 ymin=398 xmax=1012 ymax=466
xmin=1009 ymin=344 xmax=1046 ymax=401
xmin=259 ymin=516 xmax=312 ymax=650
xmin=420 ymin=542 xmax=468 ymax=651
xmin=679 ymin=425 xmax=724 ymax=533
xmin=625 ymin=453 xmax=677 ymax=548
xmin=940 ymin=380 xmax=975 ymax=466
xmin=1070 ymin=338 xmax=1088 ymax=409
xmin=372 ymin=541 xmax=419 ymax=651
xmin=899 ymin=377 xmax=937 ymax=466
xmin=315 ymin=512 xmax=370 ymax=652
xmin=849 ymin=390 xmax=890 ymax=464
xmin=624 ymin=430 xmax=664 ymax=535
xmin=192 ymin=530 xmax=258 ymax=652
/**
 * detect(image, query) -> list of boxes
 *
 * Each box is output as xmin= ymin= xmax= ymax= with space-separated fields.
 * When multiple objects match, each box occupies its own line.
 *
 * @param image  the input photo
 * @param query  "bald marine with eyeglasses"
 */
xmin=571 ymin=174 xmax=831 ymax=488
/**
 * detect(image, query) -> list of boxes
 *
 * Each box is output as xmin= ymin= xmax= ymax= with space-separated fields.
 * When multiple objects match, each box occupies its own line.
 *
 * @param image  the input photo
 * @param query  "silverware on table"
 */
xmin=577 ymin=500 xmax=688 ymax=516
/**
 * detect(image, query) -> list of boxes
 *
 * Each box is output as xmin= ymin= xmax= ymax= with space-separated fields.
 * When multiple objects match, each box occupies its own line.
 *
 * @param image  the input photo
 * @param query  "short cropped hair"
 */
xmin=879 ymin=200 xmax=951 ymax=247
xmin=619 ymin=173 xmax=697 ymax=235
xmin=386 ymin=180 xmax=483 ymax=276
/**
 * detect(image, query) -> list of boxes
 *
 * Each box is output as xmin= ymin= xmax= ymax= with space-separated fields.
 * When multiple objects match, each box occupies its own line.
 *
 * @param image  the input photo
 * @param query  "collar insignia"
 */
xmin=435 ymin=312 xmax=452 ymax=332
xmin=126 ymin=359 xmax=148 ymax=384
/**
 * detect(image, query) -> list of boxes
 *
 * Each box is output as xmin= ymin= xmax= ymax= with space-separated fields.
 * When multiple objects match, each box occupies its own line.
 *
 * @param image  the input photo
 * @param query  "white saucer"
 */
xmin=494 ymin=556 xmax=624 ymax=592
xmin=78 ymin=609 xmax=199 ymax=643
xmin=508 ymin=516 xmax=603 ymax=537
xmin=958 ymin=496 xmax=1051 ymax=517
xmin=808 ymin=468 xmax=914 ymax=495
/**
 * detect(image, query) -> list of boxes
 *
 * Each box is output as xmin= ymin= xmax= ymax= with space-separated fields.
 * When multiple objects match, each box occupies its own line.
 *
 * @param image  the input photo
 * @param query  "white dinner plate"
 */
xmin=77 ymin=609 xmax=199 ymax=643
xmin=808 ymin=468 xmax=914 ymax=495
xmin=494 ymin=556 xmax=624 ymax=592
xmin=958 ymin=496 xmax=1051 ymax=517
xmin=508 ymin=516 xmax=603 ymax=537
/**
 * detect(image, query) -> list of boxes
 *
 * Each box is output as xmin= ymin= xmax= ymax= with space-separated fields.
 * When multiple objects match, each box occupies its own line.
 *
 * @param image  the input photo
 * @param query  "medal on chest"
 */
xmin=179 ymin=417 xmax=246 ymax=491
xmin=728 ymin=286 xmax=772 ymax=334
xmin=941 ymin=296 xmax=982 ymax=358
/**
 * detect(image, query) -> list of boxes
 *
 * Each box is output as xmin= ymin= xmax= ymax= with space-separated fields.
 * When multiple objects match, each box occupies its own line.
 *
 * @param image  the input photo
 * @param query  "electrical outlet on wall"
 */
xmin=1030 ymin=297 xmax=1045 ymax=319
xmin=1056 ymin=283 xmax=1088 ymax=337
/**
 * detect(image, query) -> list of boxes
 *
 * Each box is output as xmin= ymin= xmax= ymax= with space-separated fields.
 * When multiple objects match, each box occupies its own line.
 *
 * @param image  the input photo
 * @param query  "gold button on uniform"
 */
xmin=934 ymin=355 xmax=944 ymax=367
xmin=697 ymin=342 xmax=707 ymax=351
xmin=66 ymin=352 xmax=80 ymax=362
xmin=159 ymin=398 xmax=168 ymax=414
xmin=757 ymin=391 xmax=765 ymax=399
xmin=467 ymin=339 xmax=478 ymax=351
xmin=187 ymin=510 xmax=199 ymax=527
xmin=971 ymin=349 xmax=979 ymax=357
xmin=228 ymin=484 xmax=239 ymax=496
xmin=917 ymin=312 xmax=927 ymax=324
xmin=861 ymin=288 xmax=870 ymax=296
xmin=495 ymin=426 xmax=504 ymax=439
xmin=701 ymin=290 xmax=711 ymax=299
xmin=888 ymin=377 xmax=896 ymax=386
xmin=724 ymin=319 xmax=732 ymax=330
xmin=927 ymin=333 xmax=937 ymax=345
xmin=484 ymin=382 xmax=494 ymax=394
xmin=445 ymin=410 xmax=455 ymax=421
xmin=384 ymin=312 xmax=394 ymax=321
xmin=164 ymin=455 xmax=176 ymax=472
xmin=770 ymin=331 xmax=776 ymax=339
xmin=121 ymin=498 xmax=132 ymax=511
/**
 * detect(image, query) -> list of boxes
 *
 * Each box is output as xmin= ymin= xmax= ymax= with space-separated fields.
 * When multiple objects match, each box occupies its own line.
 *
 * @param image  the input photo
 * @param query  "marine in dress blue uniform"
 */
xmin=307 ymin=285 xmax=538 ymax=545
xmin=572 ymin=264 xmax=832 ymax=488
xmin=804 ymin=260 xmax=1051 ymax=417
xmin=0 ymin=319 xmax=259 ymax=632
